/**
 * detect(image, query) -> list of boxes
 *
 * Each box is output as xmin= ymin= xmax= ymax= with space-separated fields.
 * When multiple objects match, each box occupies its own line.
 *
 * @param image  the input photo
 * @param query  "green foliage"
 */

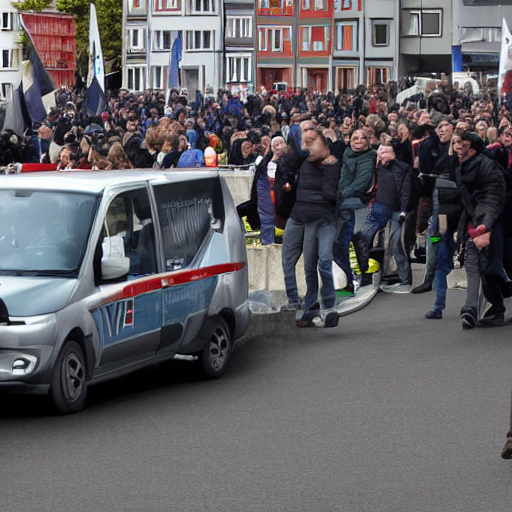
xmin=56 ymin=0 xmax=122 ymax=76
xmin=12 ymin=0 xmax=52 ymax=10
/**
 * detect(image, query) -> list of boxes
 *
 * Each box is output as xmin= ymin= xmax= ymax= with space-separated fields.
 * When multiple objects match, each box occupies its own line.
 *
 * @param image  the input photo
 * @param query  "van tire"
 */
xmin=197 ymin=317 xmax=232 ymax=378
xmin=50 ymin=341 xmax=88 ymax=414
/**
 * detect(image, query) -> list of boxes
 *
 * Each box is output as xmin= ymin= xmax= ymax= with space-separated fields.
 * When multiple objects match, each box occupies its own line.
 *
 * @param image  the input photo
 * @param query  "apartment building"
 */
xmin=123 ymin=0 xmax=223 ymax=93
xmin=333 ymin=0 xmax=399 ymax=91
xmin=452 ymin=0 xmax=512 ymax=75
xmin=0 ymin=0 xmax=20 ymax=100
xmin=398 ymin=0 xmax=452 ymax=77
xmin=224 ymin=0 xmax=255 ymax=93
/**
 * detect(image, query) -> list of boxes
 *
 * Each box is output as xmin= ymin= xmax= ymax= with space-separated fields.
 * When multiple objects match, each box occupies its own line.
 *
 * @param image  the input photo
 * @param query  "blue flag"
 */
xmin=169 ymin=31 xmax=182 ymax=89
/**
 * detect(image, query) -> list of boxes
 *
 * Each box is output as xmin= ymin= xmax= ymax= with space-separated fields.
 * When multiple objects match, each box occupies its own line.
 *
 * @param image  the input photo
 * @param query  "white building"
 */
xmin=122 ymin=0 xmax=224 ymax=93
xmin=0 ymin=0 xmax=21 ymax=100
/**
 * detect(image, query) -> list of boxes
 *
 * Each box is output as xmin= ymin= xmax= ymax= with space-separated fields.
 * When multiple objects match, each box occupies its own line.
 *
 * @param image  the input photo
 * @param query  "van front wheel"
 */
xmin=50 ymin=341 xmax=88 ymax=414
xmin=198 ymin=318 xmax=232 ymax=378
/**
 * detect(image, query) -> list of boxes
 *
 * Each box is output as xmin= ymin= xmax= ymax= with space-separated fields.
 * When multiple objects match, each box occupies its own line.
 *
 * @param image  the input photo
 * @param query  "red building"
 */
xmin=256 ymin=0 xmax=295 ymax=92
xmin=298 ymin=0 xmax=333 ymax=92
xmin=21 ymin=12 xmax=77 ymax=88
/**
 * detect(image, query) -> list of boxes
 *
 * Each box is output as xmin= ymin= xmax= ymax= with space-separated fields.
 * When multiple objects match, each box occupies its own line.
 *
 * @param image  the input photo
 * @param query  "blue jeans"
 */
xmin=256 ymin=174 xmax=275 ymax=245
xmin=360 ymin=202 xmax=411 ymax=285
xmin=433 ymin=233 xmax=456 ymax=312
xmin=282 ymin=217 xmax=304 ymax=304
xmin=333 ymin=208 xmax=355 ymax=286
xmin=303 ymin=219 xmax=337 ymax=311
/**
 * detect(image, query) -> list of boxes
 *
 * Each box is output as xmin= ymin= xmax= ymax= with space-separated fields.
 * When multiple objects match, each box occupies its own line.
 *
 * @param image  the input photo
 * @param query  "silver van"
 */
xmin=0 ymin=169 xmax=250 ymax=413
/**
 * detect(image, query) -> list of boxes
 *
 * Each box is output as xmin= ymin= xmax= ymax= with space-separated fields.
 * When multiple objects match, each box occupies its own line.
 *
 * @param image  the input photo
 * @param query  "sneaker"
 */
xmin=460 ymin=305 xmax=477 ymax=330
xmin=296 ymin=303 xmax=320 ymax=328
xmin=323 ymin=311 xmax=339 ymax=328
xmin=425 ymin=309 xmax=443 ymax=319
xmin=381 ymin=283 xmax=411 ymax=294
xmin=480 ymin=306 xmax=505 ymax=327
xmin=281 ymin=301 xmax=301 ymax=312
xmin=502 ymin=436 xmax=512 ymax=459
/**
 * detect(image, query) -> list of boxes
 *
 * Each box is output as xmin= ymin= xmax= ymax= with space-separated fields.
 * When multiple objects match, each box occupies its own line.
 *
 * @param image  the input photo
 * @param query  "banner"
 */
xmin=498 ymin=18 xmax=512 ymax=100
xmin=169 ymin=31 xmax=182 ymax=90
xmin=88 ymin=3 xmax=105 ymax=92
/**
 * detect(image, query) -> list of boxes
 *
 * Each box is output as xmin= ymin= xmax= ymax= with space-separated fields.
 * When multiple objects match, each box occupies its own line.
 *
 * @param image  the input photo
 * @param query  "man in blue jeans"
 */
xmin=287 ymin=131 xmax=341 ymax=328
xmin=357 ymin=145 xmax=412 ymax=293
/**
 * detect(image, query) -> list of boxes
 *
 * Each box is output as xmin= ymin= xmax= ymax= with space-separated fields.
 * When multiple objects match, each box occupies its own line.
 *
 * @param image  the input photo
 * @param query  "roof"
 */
xmin=0 ymin=169 xmax=220 ymax=195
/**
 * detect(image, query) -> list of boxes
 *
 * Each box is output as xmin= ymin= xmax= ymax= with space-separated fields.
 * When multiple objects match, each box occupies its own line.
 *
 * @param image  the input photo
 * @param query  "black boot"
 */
xmin=411 ymin=279 xmax=433 ymax=294
xmin=355 ymin=235 xmax=369 ymax=273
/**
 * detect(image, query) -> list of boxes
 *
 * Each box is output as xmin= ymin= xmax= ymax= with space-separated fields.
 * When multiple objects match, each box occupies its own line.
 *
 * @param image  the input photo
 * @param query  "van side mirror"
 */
xmin=101 ymin=234 xmax=130 ymax=280
xmin=101 ymin=256 xmax=130 ymax=280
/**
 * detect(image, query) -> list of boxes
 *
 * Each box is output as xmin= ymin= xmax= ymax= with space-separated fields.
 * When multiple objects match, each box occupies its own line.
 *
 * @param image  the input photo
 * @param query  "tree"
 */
xmin=12 ymin=0 xmax=52 ymax=10
xmin=56 ymin=0 xmax=122 ymax=77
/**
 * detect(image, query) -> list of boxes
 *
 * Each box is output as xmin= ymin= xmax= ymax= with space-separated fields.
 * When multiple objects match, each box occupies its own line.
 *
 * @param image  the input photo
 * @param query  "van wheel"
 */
xmin=50 ymin=341 xmax=88 ymax=414
xmin=198 ymin=317 xmax=232 ymax=378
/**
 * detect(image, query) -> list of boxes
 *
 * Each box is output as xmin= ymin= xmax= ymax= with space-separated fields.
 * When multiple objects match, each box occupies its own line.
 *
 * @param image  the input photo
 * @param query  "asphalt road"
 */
xmin=2 ymin=274 xmax=512 ymax=511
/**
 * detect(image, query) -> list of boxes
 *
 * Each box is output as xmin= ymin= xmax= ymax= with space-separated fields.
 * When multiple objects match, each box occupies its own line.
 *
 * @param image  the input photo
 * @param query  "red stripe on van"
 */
xmin=107 ymin=262 xmax=246 ymax=303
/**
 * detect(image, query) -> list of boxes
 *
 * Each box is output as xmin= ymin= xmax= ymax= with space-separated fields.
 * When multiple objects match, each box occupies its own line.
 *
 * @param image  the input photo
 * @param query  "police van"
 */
xmin=0 ymin=169 xmax=250 ymax=413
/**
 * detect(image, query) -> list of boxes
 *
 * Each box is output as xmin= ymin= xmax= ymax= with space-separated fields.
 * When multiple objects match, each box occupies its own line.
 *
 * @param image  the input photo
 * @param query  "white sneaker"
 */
xmin=381 ymin=283 xmax=411 ymax=294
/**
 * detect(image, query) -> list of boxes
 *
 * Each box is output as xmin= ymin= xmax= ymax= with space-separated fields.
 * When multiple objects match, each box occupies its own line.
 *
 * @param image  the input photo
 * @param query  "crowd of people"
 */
xmin=0 ymin=77 xmax=511 ymax=331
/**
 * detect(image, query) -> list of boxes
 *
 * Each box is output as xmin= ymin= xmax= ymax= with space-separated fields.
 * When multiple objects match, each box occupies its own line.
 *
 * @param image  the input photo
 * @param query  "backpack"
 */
xmin=177 ymin=149 xmax=204 ymax=168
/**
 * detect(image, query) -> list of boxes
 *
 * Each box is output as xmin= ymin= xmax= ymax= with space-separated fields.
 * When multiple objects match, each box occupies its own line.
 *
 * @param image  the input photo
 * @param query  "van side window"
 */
xmin=153 ymin=177 xmax=225 ymax=270
xmin=103 ymin=188 xmax=157 ymax=278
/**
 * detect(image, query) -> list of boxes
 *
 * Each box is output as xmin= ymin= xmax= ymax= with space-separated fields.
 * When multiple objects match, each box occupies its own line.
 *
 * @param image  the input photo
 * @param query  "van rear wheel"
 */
xmin=50 ymin=341 xmax=88 ymax=414
xmin=198 ymin=317 xmax=232 ymax=378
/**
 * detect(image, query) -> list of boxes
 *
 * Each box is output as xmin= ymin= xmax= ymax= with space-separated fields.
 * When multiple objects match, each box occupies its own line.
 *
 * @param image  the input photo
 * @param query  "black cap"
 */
xmin=460 ymin=131 xmax=484 ymax=153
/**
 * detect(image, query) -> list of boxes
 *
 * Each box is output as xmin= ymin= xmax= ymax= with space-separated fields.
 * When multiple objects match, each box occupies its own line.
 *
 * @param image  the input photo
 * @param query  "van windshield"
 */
xmin=0 ymin=190 xmax=97 ymax=276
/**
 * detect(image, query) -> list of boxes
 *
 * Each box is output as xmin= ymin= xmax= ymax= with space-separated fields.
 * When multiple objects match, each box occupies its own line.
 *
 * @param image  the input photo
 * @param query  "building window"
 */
xmin=336 ymin=21 xmax=357 ymax=51
xmin=367 ymin=67 xmax=388 ymax=86
xmin=258 ymin=28 xmax=268 ymax=51
xmin=186 ymin=30 xmax=213 ymax=50
xmin=192 ymin=0 xmax=215 ymax=13
xmin=302 ymin=0 xmax=310 ymax=9
xmin=271 ymin=28 xmax=282 ymax=52
xmin=129 ymin=0 xmax=146 ymax=13
xmin=1 ymin=12 xmax=13 ymax=30
xmin=153 ymin=66 xmax=165 ymax=89
xmin=226 ymin=17 xmax=252 ymax=38
xmin=260 ymin=0 xmax=269 ymax=7
xmin=157 ymin=0 xmax=179 ymax=8
xmin=337 ymin=66 xmax=357 ymax=90
xmin=127 ymin=67 xmax=145 ymax=91
xmin=302 ymin=27 xmax=311 ymax=51
xmin=153 ymin=30 xmax=172 ymax=50
xmin=372 ymin=21 xmax=389 ymax=47
xmin=314 ymin=0 xmax=326 ymax=10
xmin=1 ymin=49 xmax=13 ymax=68
xmin=226 ymin=55 xmax=251 ymax=83
xmin=1 ymin=83 xmax=13 ymax=99
xmin=128 ymin=28 xmax=145 ymax=52
xmin=402 ymin=9 xmax=442 ymax=37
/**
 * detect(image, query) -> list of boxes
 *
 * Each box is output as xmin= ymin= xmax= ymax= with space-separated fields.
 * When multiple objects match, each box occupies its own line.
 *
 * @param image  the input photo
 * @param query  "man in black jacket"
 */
xmin=357 ymin=145 xmax=412 ymax=293
xmin=454 ymin=131 xmax=506 ymax=329
xmin=412 ymin=113 xmax=453 ymax=293
xmin=290 ymin=131 xmax=341 ymax=328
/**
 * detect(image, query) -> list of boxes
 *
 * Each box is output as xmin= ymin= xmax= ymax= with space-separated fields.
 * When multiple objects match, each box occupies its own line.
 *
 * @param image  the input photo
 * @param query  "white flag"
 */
xmin=498 ymin=18 xmax=512 ymax=100
xmin=88 ymin=3 xmax=105 ymax=92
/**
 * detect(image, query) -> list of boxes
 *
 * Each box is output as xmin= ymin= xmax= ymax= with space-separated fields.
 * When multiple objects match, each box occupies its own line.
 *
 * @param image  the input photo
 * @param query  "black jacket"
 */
xmin=375 ymin=158 xmax=411 ymax=213
xmin=455 ymin=152 xmax=505 ymax=233
xmin=290 ymin=157 xmax=341 ymax=224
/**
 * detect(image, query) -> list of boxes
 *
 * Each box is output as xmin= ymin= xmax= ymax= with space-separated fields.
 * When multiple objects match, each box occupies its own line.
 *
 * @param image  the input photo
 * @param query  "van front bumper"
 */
xmin=0 ymin=313 xmax=57 ymax=390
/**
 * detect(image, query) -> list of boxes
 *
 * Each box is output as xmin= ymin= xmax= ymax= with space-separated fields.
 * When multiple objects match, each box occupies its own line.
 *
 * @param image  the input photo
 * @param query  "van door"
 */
xmin=92 ymin=187 xmax=162 ymax=372
xmin=152 ymin=177 xmax=225 ymax=355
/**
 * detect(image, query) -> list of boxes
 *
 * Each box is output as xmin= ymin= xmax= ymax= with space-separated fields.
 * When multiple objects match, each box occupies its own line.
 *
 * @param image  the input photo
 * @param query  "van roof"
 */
xmin=0 ymin=168 xmax=220 ymax=195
